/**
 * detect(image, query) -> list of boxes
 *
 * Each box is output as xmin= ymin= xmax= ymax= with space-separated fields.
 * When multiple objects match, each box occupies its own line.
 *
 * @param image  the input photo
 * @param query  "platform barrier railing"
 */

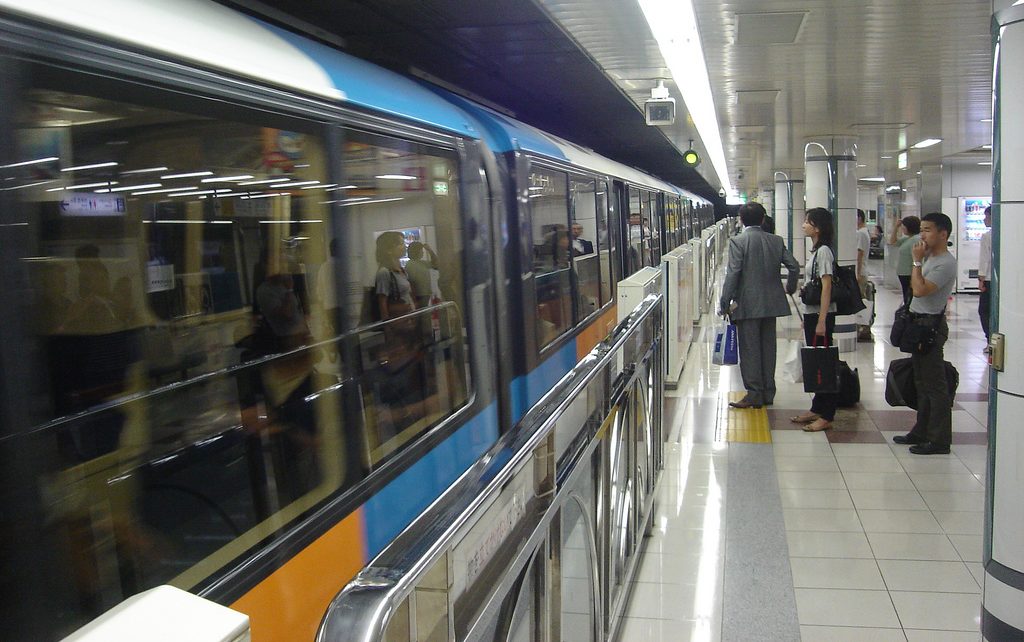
xmin=317 ymin=294 xmax=664 ymax=642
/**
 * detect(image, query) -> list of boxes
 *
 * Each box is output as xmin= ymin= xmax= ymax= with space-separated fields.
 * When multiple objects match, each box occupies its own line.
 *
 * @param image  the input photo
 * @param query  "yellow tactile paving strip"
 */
xmin=722 ymin=391 xmax=772 ymax=443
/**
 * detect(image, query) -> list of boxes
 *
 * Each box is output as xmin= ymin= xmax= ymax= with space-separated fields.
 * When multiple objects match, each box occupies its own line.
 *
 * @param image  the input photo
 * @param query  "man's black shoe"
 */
xmin=893 ymin=433 xmax=925 ymax=445
xmin=909 ymin=442 xmax=951 ymax=455
xmin=729 ymin=399 xmax=763 ymax=409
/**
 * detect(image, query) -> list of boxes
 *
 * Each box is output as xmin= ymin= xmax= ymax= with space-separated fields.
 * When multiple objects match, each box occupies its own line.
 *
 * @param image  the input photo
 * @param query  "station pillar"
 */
xmin=774 ymin=172 xmax=805 ymax=254
xmin=804 ymin=136 xmax=858 ymax=352
xmin=983 ymin=5 xmax=1024 ymax=640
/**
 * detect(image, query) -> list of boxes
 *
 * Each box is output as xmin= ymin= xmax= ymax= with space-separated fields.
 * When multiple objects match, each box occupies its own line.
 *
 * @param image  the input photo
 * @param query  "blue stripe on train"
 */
xmin=362 ymin=402 xmax=500 ymax=557
xmin=510 ymin=341 xmax=578 ymax=424
xmin=253 ymin=20 xmax=479 ymax=138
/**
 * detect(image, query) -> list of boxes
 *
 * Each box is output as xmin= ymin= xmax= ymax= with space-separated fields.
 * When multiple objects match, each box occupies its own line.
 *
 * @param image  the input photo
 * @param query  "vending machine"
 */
xmin=956 ymin=196 xmax=991 ymax=292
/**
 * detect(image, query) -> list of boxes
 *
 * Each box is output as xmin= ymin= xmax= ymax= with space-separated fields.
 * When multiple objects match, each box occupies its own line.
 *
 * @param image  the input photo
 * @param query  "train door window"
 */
xmin=647 ymin=192 xmax=662 ymax=264
xmin=596 ymin=180 xmax=613 ymax=304
xmin=626 ymin=187 xmax=643 ymax=275
xmin=339 ymin=130 xmax=469 ymax=466
xmin=569 ymin=177 xmax=600 ymax=316
xmin=529 ymin=168 xmax=571 ymax=347
xmin=4 ymin=61 xmax=471 ymax=634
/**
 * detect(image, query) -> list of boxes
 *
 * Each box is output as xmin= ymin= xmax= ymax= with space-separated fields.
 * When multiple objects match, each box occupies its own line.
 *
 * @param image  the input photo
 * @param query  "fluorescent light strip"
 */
xmin=860 ymin=177 xmax=886 ymax=182
xmin=911 ymin=138 xmax=942 ymax=149
xmin=237 ymin=178 xmax=291 ymax=186
xmin=201 ymin=175 xmax=255 ymax=183
xmin=638 ymin=0 xmax=732 ymax=195
xmin=61 ymin=161 xmax=118 ymax=172
xmin=2 ymin=156 xmax=59 ymax=169
xmin=169 ymin=189 xmax=230 ymax=197
xmin=144 ymin=220 xmax=233 ymax=224
xmin=3 ymin=180 xmax=55 ymax=191
xmin=107 ymin=183 xmax=161 ymax=193
xmin=375 ymin=174 xmax=417 ymax=180
xmin=979 ymin=162 xmax=993 ymax=166
xmin=46 ymin=181 xmax=118 ymax=192
xmin=258 ymin=219 xmax=323 ymax=224
xmin=161 ymin=171 xmax=214 ymax=179
xmin=273 ymin=180 xmax=320 ymax=188
xmin=121 ymin=166 xmax=168 ymax=175
xmin=242 ymin=192 xmax=289 ymax=200
xmin=132 ymin=186 xmax=205 ymax=196
xmin=301 ymin=183 xmax=337 ymax=190
xmin=338 ymin=197 xmax=404 ymax=207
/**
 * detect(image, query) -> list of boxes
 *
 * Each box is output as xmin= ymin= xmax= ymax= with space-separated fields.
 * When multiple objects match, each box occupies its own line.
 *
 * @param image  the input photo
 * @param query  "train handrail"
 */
xmin=316 ymin=293 xmax=664 ymax=642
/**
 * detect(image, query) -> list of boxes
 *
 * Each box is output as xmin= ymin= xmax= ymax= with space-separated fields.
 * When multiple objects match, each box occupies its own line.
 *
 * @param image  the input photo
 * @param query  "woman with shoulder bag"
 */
xmin=792 ymin=208 xmax=838 ymax=432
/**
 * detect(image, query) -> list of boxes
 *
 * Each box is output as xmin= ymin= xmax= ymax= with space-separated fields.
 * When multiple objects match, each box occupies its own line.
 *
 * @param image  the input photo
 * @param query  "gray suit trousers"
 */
xmin=735 ymin=317 xmax=778 ymax=404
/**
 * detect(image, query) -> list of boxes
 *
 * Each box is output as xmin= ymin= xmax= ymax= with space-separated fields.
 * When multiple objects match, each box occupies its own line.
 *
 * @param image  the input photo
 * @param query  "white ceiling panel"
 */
xmin=537 ymin=0 xmax=993 ymax=196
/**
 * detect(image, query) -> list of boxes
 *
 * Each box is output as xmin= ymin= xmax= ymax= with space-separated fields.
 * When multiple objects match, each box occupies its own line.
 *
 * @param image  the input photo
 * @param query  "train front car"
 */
xmin=446 ymin=100 xmax=702 ymax=426
xmin=0 ymin=0 xmax=500 ymax=639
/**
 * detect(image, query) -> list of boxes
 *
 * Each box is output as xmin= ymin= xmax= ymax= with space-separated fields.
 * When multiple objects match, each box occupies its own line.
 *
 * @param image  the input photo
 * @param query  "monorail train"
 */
xmin=0 ymin=0 xmax=713 ymax=639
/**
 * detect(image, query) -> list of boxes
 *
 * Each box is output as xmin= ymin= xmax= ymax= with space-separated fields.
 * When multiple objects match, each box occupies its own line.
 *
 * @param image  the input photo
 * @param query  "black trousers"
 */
xmin=979 ymin=284 xmax=991 ymax=340
xmin=802 ymin=312 xmax=837 ymax=421
xmin=908 ymin=317 xmax=952 ymax=446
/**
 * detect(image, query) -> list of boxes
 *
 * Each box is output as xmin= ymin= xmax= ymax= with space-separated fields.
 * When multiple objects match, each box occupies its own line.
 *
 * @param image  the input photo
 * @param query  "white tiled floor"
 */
xmin=616 ymin=262 xmax=989 ymax=641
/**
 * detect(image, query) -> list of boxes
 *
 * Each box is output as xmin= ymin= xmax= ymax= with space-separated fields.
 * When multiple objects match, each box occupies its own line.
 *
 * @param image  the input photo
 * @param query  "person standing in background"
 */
xmin=856 ymin=210 xmax=873 ymax=341
xmin=978 ymin=206 xmax=993 ymax=354
xmin=719 ymin=202 xmax=800 ymax=409
xmin=791 ymin=208 xmax=839 ymax=432
xmin=888 ymin=215 xmax=921 ymax=305
xmin=892 ymin=212 xmax=958 ymax=455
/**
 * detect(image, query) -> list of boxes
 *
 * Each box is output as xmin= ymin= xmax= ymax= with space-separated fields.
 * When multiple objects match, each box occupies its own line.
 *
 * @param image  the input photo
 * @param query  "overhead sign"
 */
xmin=59 ymin=193 xmax=125 ymax=217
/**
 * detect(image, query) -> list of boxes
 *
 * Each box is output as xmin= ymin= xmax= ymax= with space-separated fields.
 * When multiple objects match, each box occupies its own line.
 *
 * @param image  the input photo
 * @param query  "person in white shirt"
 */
xmin=978 ymin=206 xmax=993 ymax=352
xmin=855 ymin=210 xmax=872 ymax=341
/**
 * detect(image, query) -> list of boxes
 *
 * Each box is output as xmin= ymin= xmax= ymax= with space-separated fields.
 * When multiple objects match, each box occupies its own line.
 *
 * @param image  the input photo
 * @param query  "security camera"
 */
xmin=737 ymin=171 xmax=744 ymax=181
xmin=645 ymin=81 xmax=676 ymax=126
xmin=718 ymin=187 xmax=727 ymax=198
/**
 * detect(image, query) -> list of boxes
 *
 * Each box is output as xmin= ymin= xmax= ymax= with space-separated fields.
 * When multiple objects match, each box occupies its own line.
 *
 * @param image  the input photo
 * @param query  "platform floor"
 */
xmin=618 ymin=262 xmax=988 ymax=641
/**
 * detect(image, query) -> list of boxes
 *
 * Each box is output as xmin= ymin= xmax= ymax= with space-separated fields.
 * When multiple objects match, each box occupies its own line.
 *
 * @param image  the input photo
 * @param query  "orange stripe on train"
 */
xmin=231 ymin=509 xmax=367 ymax=641
xmin=577 ymin=306 xmax=618 ymax=360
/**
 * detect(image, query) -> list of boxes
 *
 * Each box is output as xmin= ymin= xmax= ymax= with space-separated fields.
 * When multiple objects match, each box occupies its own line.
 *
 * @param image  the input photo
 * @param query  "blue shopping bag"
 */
xmin=712 ymin=322 xmax=739 ymax=365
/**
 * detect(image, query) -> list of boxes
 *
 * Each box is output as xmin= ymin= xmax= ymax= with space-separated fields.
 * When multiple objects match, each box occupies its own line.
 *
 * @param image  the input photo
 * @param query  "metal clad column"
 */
xmin=985 ymin=6 xmax=1024 ymax=640
xmin=774 ymin=172 xmax=805 ymax=252
xmin=805 ymin=136 xmax=858 ymax=352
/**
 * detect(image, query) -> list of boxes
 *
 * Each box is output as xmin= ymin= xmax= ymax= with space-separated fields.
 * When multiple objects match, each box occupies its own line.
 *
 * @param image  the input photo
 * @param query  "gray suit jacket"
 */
xmin=719 ymin=226 xmax=800 ymax=320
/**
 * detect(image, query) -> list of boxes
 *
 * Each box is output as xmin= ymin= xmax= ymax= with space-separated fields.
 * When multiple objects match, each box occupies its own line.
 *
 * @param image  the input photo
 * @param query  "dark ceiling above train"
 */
xmin=222 ymin=0 xmax=721 ymax=204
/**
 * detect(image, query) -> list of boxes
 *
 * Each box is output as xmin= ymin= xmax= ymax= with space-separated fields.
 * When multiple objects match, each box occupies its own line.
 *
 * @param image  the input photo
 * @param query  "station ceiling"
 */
xmin=230 ymin=0 xmax=995 ymax=204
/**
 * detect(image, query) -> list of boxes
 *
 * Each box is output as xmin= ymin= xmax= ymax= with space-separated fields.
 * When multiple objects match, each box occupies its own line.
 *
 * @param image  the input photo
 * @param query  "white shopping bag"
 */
xmin=781 ymin=339 xmax=803 ymax=384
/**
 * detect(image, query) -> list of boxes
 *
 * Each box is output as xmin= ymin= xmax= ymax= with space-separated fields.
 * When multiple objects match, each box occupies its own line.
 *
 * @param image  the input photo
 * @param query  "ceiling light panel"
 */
xmin=735 ymin=12 xmax=807 ymax=46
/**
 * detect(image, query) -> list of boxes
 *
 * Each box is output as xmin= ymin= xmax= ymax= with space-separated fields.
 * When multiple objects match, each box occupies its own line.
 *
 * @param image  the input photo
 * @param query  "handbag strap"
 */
xmin=812 ymin=333 xmax=830 ymax=347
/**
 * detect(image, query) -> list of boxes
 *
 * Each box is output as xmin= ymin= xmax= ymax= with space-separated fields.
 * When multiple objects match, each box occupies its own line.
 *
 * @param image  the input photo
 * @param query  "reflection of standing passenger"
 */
xmin=375 ymin=231 xmax=415 ymax=320
xmin=405 ymin=241 xmax=438 ymax=309
xmin=571 ymin=223 xmax=594 ymax=256
xmin=256 ymin=272 xmax=308 ymax=350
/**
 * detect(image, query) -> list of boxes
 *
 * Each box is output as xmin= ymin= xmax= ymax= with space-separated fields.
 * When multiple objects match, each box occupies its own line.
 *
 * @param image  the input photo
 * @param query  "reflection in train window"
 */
xmin=596 ymin=181 xmax=615 ymax=304
xmin=529 ymin=168 xmax=571 ymax=348
xmin=7 ymin=65 xmax=469 ymax=633
xmin=570 ymin=177 xmax=600 ymax=317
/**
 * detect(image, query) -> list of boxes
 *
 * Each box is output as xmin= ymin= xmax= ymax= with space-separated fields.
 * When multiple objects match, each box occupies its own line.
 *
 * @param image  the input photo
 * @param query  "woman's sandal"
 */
xmin=790 ymin=412 xmax=819 ymax=424
xmin=802 ymin=418 xmax=833 ymax=432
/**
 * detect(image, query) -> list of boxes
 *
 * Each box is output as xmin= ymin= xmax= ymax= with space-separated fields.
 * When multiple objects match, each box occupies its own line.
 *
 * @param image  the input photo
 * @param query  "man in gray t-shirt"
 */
xmin=893 ymin=212 xmax=957 ymax=455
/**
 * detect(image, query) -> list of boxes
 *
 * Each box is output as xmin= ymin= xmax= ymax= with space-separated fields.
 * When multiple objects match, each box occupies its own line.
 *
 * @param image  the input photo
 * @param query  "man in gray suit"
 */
xmin=719 ymin=202 xmax=800 ymax=408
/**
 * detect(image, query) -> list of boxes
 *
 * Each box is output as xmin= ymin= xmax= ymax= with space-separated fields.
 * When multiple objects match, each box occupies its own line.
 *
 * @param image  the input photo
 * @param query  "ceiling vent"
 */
xmin=736 ymin=90 xmax=779 ymax=105
xmin=735 ymin=12 xmax=807 ymax=45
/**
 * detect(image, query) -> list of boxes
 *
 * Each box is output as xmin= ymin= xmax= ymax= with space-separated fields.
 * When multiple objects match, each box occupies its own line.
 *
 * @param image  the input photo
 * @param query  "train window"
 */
xmin=627 ymin=187 xmax=643 ymax=274
xmin=529 ymin=168 xmax=571 ymax=347
xmin=5 ymin=63 xmax=469 ymax=633
xmin=338 ymin=130 xmax=469 ymax=465
xmin=569 ymin=177 xmax=600 ymax=316
xmin=648 ymin=192 xmax=662 ymax=264
xmin=596 ymin=181 xmax=614 ymax=304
